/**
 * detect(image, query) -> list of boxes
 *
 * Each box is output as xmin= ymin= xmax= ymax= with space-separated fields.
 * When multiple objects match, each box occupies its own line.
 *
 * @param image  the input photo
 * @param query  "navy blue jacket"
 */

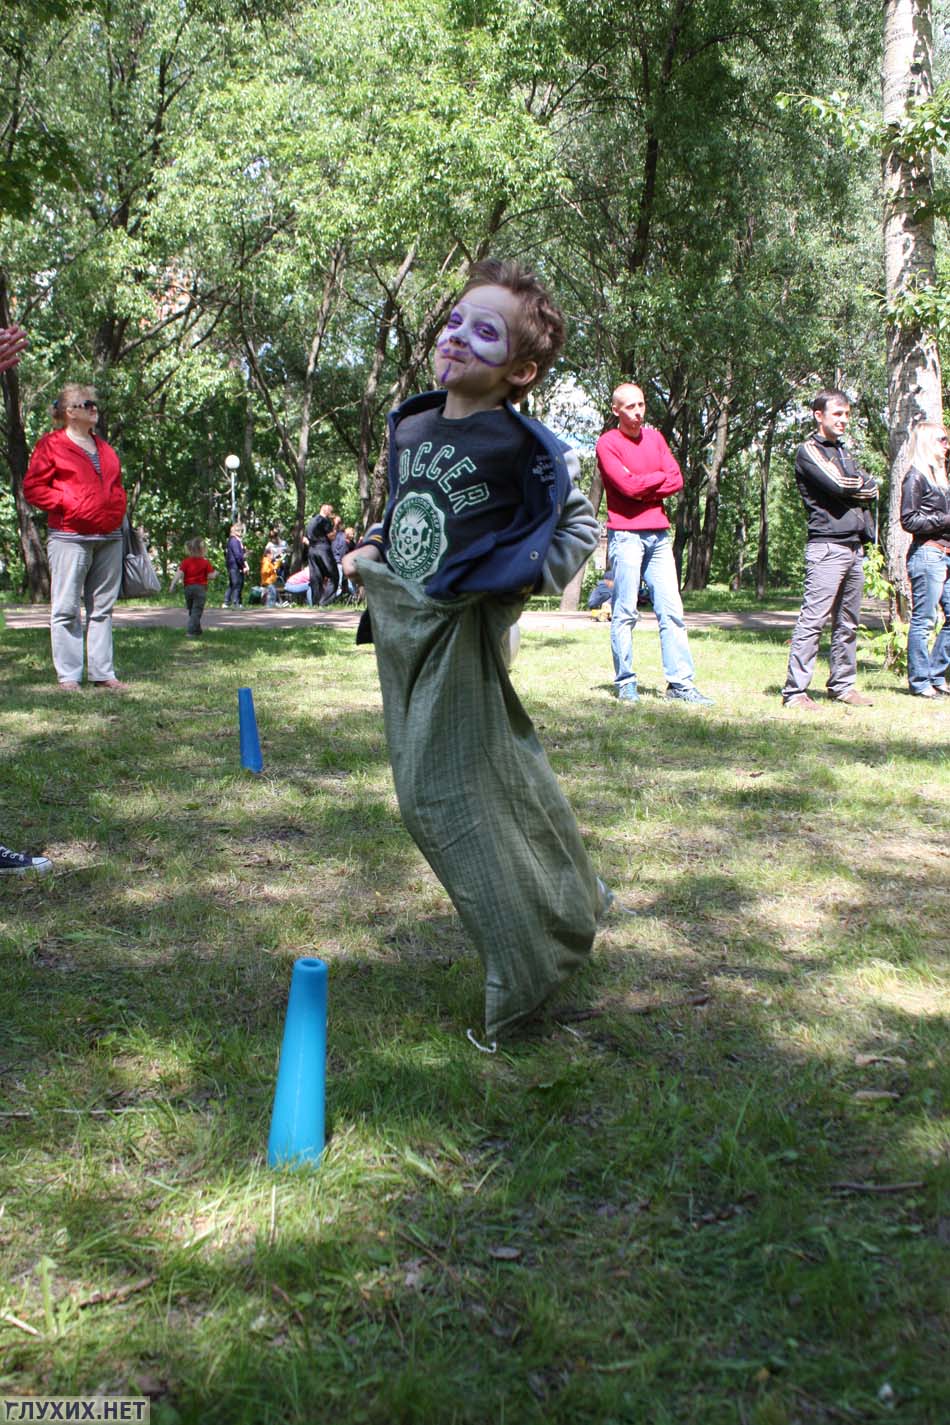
xmin=225 ymin=535 xmax=246 ymax=572
xmin=369 ymin=390 xmax=578 ymax=600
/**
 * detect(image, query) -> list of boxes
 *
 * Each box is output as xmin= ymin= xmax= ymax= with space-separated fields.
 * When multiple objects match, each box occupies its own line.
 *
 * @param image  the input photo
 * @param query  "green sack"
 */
xmin=360 ymin=559 xmax=601 ymax=1040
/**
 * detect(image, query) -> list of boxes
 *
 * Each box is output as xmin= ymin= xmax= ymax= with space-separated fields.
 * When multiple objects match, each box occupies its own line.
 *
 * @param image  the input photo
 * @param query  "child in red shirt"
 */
xmin=171 ymin=537 xmax=217 ymax=637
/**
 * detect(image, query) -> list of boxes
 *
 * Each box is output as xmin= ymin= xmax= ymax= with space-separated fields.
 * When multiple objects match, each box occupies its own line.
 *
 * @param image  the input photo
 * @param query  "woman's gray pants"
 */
xmin=47 ymin=536 xmax=123 ymax=684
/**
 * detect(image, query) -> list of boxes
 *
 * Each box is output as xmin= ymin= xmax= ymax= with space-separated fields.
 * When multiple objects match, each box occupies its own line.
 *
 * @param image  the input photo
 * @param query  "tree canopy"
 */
xmin=1 ymin=0 xmax=944 ymax=597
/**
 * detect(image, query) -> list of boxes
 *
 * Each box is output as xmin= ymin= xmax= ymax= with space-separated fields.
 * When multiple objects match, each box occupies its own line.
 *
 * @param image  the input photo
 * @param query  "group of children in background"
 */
xmin=169 ymin=517 xmax=357 ymax=635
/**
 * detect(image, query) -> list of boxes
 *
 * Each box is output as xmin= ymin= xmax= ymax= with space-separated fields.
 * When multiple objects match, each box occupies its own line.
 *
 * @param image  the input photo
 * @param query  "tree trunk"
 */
xmin=357 ymin=247 xmax=417 ymax=523
xmin=671 ymin=405 xmax=690 ymax=580
xmin=755 ymin=412 xmax=776 ymax=600
xmin=626 ymin=0 xmax=688 ymax=277
xmin=731 ymin=513 xmax=746 ymax=592
xmin=242 ymin=249 xmax=344 ymax=560
xmin=0 ymin=272 xmax=49 ymax=600
xmin=882 ymin=0 xmax=943 ymax=610
xmin=362 ymin=251 xmax=462 ymax=528
xmin=364 ymin=293 xmax=459 ymax=526
xmin=291 ymin=252 xmax=344 ymax=547
xmin=685 ymin=395 xmax=729 ymax=591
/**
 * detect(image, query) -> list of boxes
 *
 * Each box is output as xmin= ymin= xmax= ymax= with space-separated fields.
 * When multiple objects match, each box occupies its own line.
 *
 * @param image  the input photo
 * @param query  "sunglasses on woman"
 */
xmin=68 ymin=400 xmax=99 ymax=410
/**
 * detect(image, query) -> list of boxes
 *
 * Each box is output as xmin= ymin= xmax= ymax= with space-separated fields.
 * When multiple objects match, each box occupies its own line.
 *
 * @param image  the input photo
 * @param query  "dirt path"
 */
xmin=3 ymin=600 xmax=886 ymax=635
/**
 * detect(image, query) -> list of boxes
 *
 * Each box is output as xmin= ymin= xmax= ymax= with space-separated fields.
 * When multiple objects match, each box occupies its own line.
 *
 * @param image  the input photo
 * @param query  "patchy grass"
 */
xmin=680 ymin=582 xmax=801 ymax=613
xmin=0 ymin=608 xmax=948 ymax=1425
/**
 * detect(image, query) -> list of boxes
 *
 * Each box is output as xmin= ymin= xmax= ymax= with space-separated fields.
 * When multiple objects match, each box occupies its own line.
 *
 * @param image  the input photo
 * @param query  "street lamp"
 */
xmin=224 ymin=453 xmax=240 ymax=523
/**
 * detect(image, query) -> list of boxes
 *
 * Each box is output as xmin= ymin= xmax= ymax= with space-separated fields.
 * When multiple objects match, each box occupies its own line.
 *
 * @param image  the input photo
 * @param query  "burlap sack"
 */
xmin=361 ymin=559 xmax=600 ymax=1039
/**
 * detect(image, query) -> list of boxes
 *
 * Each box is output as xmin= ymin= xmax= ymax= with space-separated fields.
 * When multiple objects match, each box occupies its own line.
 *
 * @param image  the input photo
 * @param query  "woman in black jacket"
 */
xmin=900 ymin=421 xmax=950 ymax=698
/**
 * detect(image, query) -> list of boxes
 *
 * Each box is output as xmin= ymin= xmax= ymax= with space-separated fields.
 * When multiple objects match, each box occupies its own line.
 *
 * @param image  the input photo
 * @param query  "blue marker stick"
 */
xmin=238 ymin=686 xmax=263 ymax=773
xmin=267 ymin=957 xmax=327 ymax=1169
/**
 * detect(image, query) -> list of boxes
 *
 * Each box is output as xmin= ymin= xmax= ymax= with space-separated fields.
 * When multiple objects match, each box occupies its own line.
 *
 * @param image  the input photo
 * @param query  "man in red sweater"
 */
xmin=596 ymin=383 xmax=713 ymax=705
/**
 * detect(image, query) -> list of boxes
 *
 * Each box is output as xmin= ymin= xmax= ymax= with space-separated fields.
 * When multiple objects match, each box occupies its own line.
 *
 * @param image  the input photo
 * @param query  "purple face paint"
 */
xmin=435 ymin=300 xmax=511 ymax=373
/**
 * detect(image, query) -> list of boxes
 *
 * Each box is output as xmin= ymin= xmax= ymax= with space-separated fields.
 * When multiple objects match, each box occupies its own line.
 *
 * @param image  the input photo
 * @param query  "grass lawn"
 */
xmin=0 ymin=608 xmax=947 ymax=1424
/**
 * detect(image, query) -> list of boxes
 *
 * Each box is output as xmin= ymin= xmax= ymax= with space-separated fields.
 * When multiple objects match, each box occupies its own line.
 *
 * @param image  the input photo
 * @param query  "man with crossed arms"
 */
xmin=596 ymin=382 xmax=713 ymax=706
xmin=782 ymin=389 xmax=878 ymax=709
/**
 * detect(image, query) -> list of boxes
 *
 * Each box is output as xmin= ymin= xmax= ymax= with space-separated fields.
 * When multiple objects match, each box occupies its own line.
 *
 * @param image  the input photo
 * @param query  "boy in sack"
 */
xmin=171 ymin=538 xmax=217 ymax=636
xmin=343 ymin=259 xmax=609 ymax=1044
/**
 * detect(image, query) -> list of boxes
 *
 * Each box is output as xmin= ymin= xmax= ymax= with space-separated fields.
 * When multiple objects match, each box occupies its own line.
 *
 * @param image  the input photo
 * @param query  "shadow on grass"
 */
xmin=2 ymin=933 xmax=947 ymax=1421
xmin=2 ymin=623 xmax=949 ymax=1422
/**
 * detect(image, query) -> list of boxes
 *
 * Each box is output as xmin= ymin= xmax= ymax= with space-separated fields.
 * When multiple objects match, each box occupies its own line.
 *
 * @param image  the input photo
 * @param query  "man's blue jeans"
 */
xmin=907 ymin=543 xmax=950 ymax=694
xmin=608 ymin=529 xmax=695 ymax=693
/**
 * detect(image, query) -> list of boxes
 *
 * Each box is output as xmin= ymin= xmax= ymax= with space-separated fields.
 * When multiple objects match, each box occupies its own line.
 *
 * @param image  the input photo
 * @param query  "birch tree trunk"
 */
xmin=882 ymin=0 xmax=943 ymax=608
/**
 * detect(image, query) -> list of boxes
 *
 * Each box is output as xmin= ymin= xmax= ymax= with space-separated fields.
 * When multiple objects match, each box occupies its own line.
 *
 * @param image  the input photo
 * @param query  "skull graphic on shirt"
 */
xmin=388 ymin=492 xmax=447 ymax=582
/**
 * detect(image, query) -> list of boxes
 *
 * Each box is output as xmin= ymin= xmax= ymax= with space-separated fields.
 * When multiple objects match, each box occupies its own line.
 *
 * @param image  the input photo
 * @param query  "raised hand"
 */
xmin=0 ymin=324 xmax=28 ymax=374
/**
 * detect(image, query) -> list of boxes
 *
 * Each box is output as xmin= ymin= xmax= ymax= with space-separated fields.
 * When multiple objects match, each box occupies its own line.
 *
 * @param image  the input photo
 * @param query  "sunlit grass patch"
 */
xmin=1 ymin=614 xmax=948 ymax=1422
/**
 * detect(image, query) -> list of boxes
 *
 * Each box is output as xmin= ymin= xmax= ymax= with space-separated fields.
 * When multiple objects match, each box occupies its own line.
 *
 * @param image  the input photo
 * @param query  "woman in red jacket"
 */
xmin=24 ymin=384 xmax=128 ymax=690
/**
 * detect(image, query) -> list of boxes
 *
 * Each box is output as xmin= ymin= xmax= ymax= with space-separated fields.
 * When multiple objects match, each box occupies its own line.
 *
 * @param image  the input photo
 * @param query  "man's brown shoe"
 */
xmin=783 ymin=693 xmax=819 ymax=710
xmin=836 ymin=690 xmax=873 ymax=707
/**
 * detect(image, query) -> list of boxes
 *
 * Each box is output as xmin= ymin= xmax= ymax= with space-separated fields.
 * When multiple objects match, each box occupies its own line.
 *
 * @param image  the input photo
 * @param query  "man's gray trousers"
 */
xmin=782 ymin=540 xmax=865 ymax=701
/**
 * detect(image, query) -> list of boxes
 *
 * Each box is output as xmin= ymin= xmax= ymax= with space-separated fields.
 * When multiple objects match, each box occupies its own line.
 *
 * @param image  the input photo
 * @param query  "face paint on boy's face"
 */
xmin=435 ymin=300 xmax=511 ymax=383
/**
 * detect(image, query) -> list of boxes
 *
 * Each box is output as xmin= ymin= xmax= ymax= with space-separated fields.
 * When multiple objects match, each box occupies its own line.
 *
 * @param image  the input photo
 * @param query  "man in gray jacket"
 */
xmin=782 ymin=389 xmax=878 ymax=709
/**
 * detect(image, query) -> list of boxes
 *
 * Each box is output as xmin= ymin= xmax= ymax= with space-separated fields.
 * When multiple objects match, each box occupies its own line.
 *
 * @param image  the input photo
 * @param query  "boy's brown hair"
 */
xmin=461 ymin=258 xmax=565 ymax=397
xmin=185 ymin=537 xmax=205 ymax=557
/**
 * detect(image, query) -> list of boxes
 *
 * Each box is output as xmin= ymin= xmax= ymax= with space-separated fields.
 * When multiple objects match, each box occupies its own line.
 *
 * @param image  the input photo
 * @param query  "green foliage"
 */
xmin=0 ymin=0 xmax=89 ymax=217
xmin=0 ymin=0 xmax=896 ymax=591
xmin=775 ymin=90 xmax=883 ymax=153
xmin=778 ymin=47 xmax=950 ymax=345
xmin=859 ymin=543 xmax=908 ymax=675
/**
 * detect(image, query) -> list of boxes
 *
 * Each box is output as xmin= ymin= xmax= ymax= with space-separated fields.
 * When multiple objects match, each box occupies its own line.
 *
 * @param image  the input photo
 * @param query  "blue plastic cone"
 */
xmin=267 ymin=957 xmax=327 ymax=1169
xmin=238 ymin=686 xmax=263 ymax=773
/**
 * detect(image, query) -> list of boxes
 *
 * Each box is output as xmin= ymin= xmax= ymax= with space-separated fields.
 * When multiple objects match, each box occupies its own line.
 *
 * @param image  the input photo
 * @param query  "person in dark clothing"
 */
xmin=331 ymin=518 xmax=358 ymax=600
xmin=305 ymin=511 xmax=338 ymax=606
xmin=0 ymin=323 xmax=55 ymax=874
xmin=900 ymin=421 xmax=950 ymax=698
xmin=781 ymin=389 xmax=878 ymax=709
xmin=587 ymin=573 xmax=614 ymax=612
xmin=331 ymin=517 xmax=349 ymax=564
xmin=224 ymin=523 xmax=249 ymax=607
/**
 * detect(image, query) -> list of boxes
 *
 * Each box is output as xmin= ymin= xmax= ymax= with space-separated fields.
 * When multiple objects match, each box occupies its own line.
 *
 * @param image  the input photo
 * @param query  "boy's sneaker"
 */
xmin=617 ymin=684 xmax=640 ymax=704
xmin=0 ymin=845 xmax=52 ymax=876
xmin=666 ymin=686 xmax=714 ymax=706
